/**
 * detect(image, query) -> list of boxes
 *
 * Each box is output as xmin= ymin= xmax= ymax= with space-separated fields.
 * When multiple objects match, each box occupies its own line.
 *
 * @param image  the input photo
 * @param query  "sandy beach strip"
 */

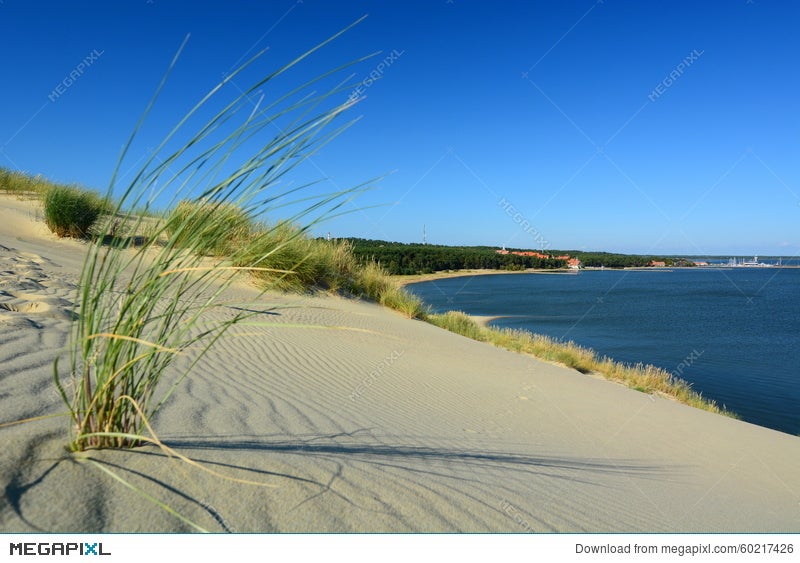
xmin=0 ymin=193 xmax=798 ymax=533
xmin=393 ymin=268 xmax=576 ymax=287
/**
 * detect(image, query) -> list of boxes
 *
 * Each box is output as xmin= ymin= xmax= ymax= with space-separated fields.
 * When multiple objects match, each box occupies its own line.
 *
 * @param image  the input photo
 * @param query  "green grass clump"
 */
xmin=43 ymin=185 xmax=111 ymax=239
xmin=426 ymin=311 xmax=735 ymax=417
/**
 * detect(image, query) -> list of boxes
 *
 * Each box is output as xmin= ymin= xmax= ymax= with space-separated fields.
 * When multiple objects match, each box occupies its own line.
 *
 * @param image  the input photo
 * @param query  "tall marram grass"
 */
xmin=54 ymin=21 xmax=376 ymax=452
xmin=427 ymin=311 xmax=736 ymax=417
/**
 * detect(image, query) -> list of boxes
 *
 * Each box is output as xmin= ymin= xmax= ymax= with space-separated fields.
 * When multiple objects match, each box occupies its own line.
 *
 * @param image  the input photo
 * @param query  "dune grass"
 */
xmin=164 ymin=198 xmax=429 ymax=315
xmin=165 ymin=200 xmax=253 ymax=257
xmin=349 ymin=260 xmax=428 ymax=318
xmin=0 ymin=167 xmax=57 ymax=197
xmin=233 ymin=219 xmax=355 ymax=293
xmin=426 ymin=311 xmax=736 ymax=417
xmin=1 ymin=167 xmax=110 ymax=239
xmin=43 ymin=184 xmax=112 ymax=239
xmin=54 ymin=20 xmax=376 ymax=452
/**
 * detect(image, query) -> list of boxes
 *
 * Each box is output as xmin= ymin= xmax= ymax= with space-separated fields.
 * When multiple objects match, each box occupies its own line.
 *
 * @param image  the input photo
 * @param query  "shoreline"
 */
xmin=394 ymin=264 xmax=800 ymax=287
xmin=392 ymin=268 xmax=578 ymax=286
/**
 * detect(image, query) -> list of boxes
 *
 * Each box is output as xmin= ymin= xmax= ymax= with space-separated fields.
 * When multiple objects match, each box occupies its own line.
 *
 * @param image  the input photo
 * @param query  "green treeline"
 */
xmin=346 ymin=238 xmax=692 ymax=275
xmin=346 ymin=239 xmax=564 ymax=274
xmin=576 ymin=253 xmax=696 ymax=268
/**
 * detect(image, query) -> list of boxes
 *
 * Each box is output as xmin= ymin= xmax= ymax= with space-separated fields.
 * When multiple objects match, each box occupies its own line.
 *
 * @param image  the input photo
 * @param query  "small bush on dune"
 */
xmin=377 ymin=284 xmax=428 ymax=318
xmin=350 ymin=260 xmax=392 ymax=299
xmin=43 ymin=185 xmax=111 ymax=239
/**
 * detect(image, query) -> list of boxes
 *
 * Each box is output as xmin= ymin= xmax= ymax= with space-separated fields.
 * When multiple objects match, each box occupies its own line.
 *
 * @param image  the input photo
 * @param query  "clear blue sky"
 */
xmin=1 ymin=1 xmax=798 ymax=255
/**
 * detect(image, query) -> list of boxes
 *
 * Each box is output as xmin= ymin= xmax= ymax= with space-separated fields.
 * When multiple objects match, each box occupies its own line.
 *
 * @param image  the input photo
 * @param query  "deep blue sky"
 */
xmin=1 ymin=1 xmax=798 ymax=255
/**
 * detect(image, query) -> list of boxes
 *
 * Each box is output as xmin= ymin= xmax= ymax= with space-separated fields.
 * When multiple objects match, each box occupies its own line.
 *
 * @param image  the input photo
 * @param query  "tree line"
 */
xmin=345 ymin=239 xmax=690 ymax=275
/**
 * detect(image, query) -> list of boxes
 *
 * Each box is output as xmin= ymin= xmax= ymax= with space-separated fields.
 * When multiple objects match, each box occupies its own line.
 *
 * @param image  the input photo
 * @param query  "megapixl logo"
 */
xmin=9 ymin=542 xmax=111 ymax=556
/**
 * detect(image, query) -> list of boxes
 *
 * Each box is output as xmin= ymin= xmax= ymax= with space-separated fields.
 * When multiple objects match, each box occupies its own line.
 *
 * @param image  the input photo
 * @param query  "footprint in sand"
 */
xmin=0 ymin=247 xmax=76 ymax=327
xmin=0 ymin=301 xmax=51 ymax=314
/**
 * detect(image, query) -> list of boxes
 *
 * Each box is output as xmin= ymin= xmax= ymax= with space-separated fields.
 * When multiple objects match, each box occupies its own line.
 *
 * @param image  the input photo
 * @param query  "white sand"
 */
xmin=0 ymin=193 xmax=798 ymax=532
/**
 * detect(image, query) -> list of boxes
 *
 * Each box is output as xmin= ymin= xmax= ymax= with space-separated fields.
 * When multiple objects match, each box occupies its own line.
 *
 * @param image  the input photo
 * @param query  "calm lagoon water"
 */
xmin=408 ymin=268 xmax=800 ymax=436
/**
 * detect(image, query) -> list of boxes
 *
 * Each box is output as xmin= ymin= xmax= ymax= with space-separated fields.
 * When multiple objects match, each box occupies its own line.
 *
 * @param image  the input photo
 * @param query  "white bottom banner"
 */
xmin=2 ymin=534 xmax=797 ymax=562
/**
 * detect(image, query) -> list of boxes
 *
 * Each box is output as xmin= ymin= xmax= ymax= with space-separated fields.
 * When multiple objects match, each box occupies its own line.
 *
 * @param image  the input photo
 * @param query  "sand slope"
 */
xmin=0 ymin=194 xmax=798 ymax=532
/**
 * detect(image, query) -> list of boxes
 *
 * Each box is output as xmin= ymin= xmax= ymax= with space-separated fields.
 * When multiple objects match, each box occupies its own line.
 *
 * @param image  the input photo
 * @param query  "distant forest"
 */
xmin=344 ymin=238 xmax=691 ymax=275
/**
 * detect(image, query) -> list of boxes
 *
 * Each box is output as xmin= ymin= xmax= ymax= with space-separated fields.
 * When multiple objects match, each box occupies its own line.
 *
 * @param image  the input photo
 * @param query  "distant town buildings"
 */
xmin=495 ymin=248 xmax=583 ymax=269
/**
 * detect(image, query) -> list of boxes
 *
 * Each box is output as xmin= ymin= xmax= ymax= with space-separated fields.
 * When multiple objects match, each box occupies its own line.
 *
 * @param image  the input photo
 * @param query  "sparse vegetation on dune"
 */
xmin=0 ymin=167 xmax=57 ymax=197
xmin=163 ymin=199 xmax=426 ymax=309
xmin=0 ymin=165 xmax=428 ymax=317
xmin=350 ymin=260 xmax=428 ymax=318
xmin=165 ymin=200 xmax=253 ymax=257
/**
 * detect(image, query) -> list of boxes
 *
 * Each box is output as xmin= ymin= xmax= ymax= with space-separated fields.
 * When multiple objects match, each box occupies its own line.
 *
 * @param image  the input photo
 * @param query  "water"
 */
xmin=408 ymin=268 xmax=800 ymax=435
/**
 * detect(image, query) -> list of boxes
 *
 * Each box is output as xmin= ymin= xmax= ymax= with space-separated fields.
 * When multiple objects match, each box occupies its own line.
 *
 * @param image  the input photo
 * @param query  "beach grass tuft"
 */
xmin=43 ymin=185 xmax=112 ymax=239
xmin=54 ymin=20 xmax=374 ymax=451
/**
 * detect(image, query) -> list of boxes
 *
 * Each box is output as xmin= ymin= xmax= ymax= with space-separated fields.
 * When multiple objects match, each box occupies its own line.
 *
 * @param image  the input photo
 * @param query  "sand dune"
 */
xmin=0 ymin=194 xmax=798 ymax=532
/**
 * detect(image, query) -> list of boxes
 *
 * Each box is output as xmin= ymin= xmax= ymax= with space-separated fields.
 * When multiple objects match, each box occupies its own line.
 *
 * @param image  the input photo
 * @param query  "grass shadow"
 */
xmin=164 ymin=432 xmax=675 ymax=484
